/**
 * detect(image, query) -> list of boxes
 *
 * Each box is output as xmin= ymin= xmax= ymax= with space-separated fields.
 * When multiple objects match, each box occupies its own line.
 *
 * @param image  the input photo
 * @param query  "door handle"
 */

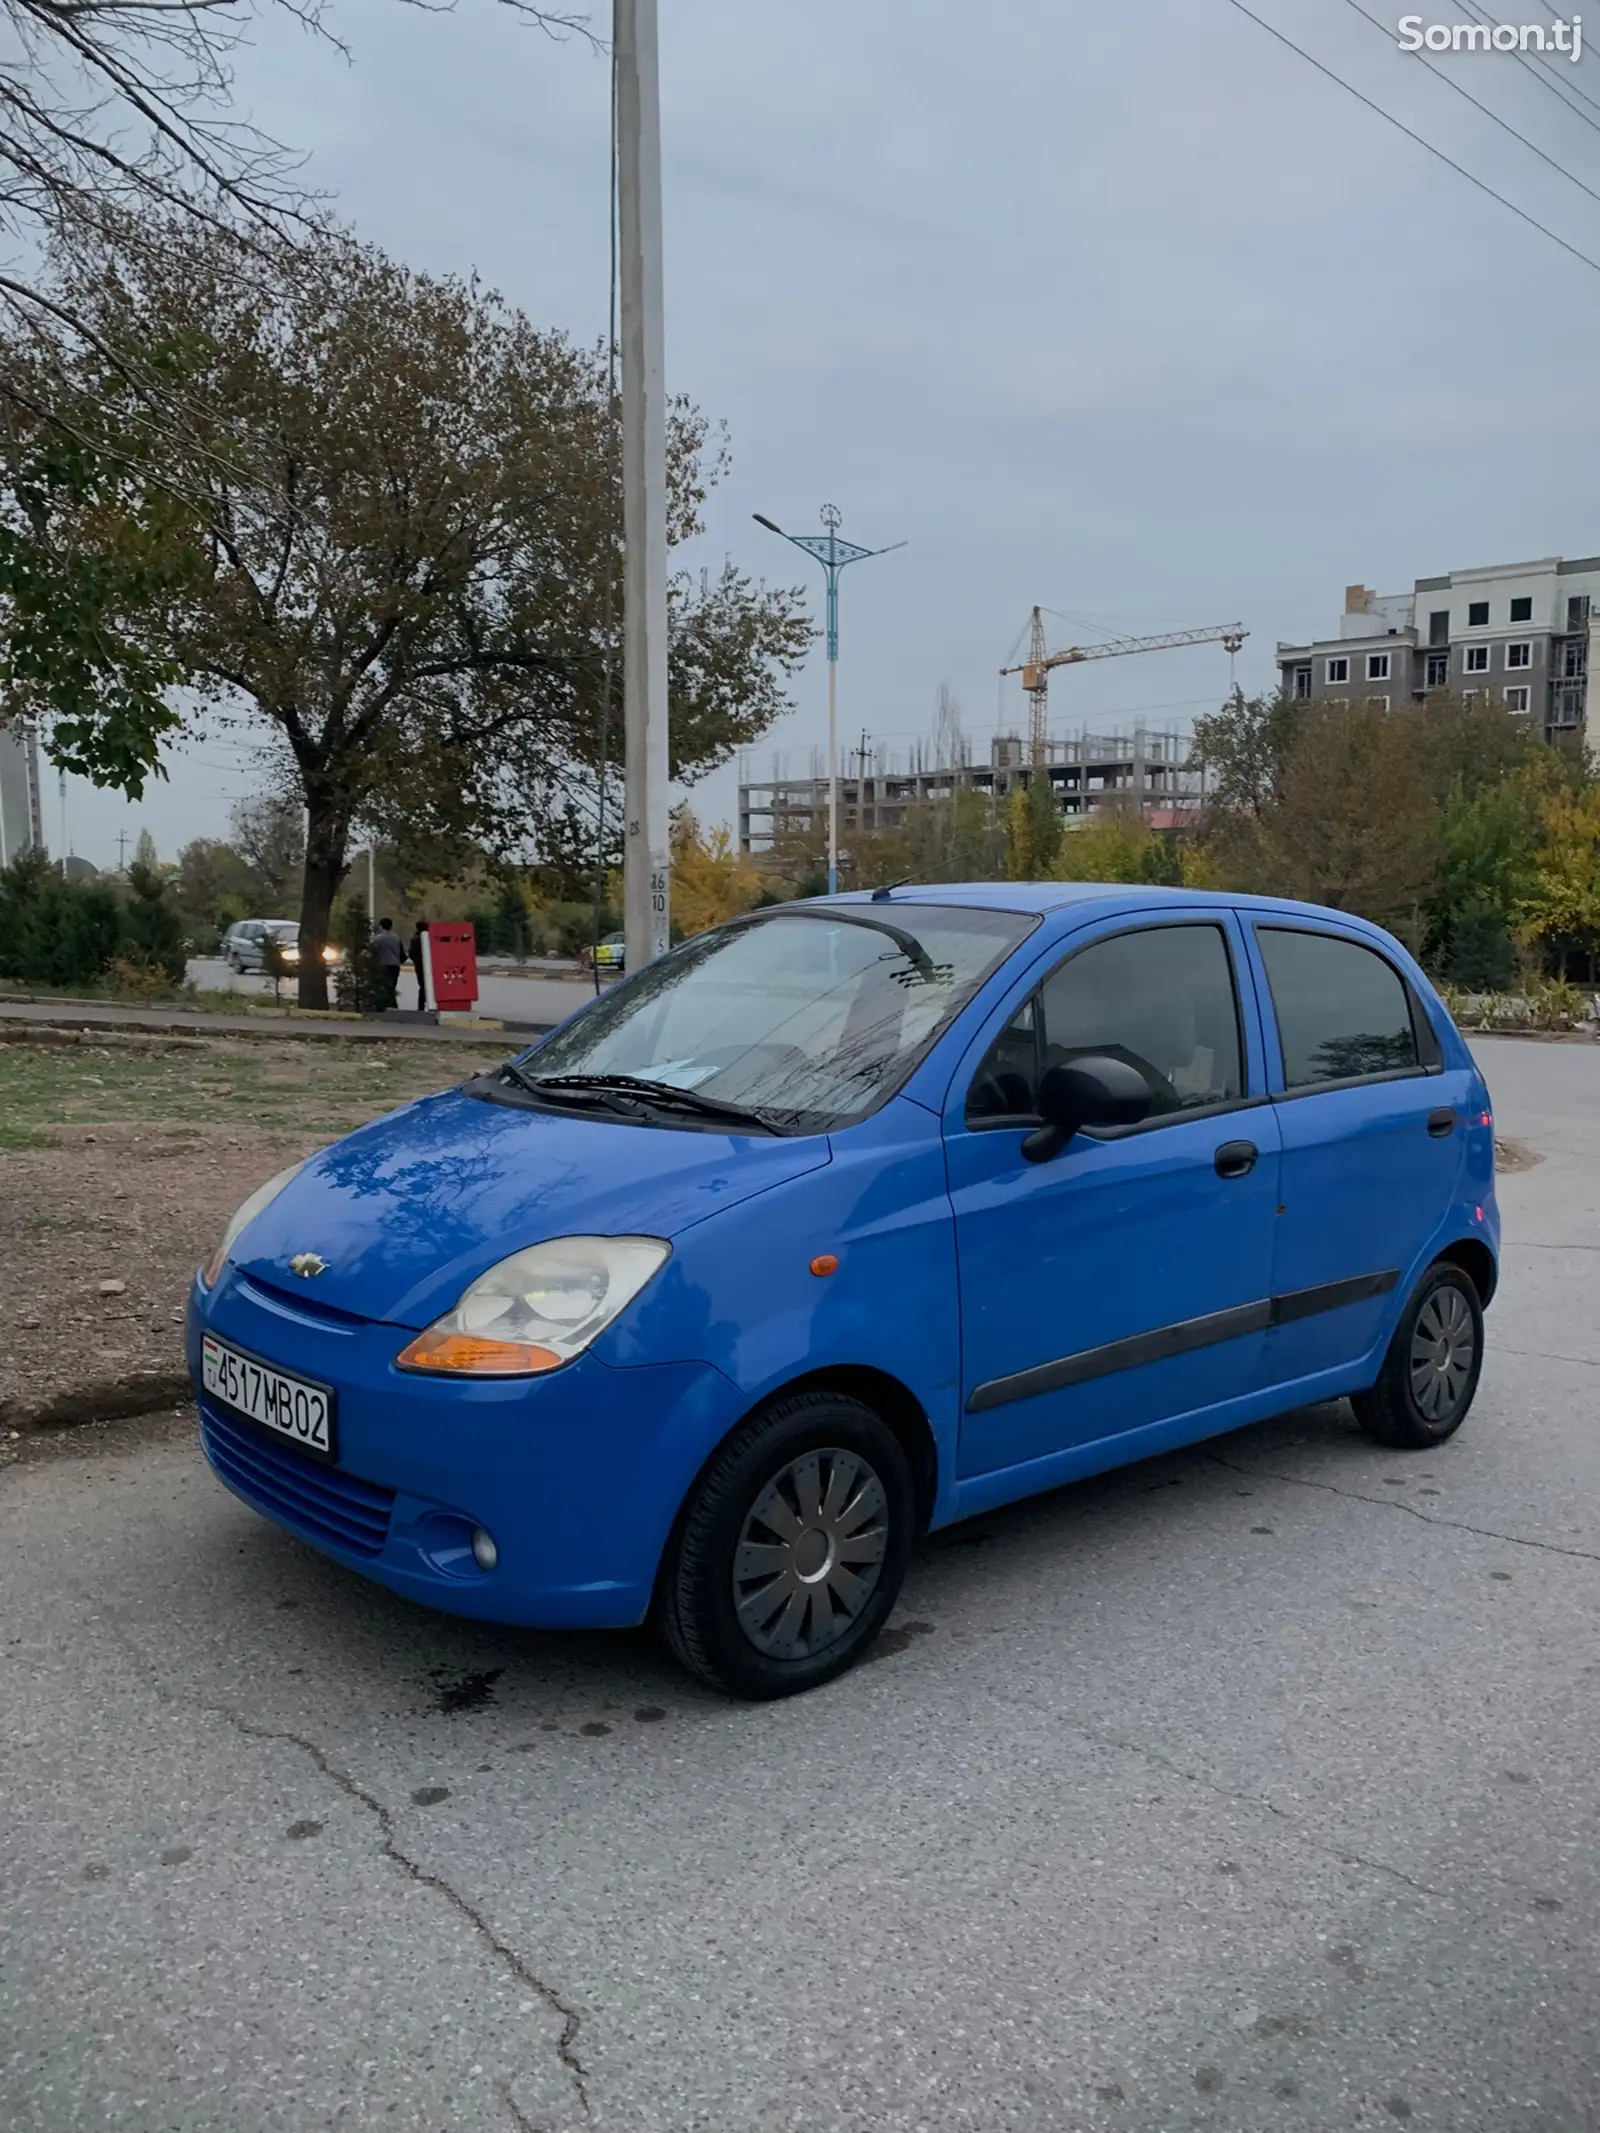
xmin=1214 ymin=1139 xmax=1259 ymax=1179
xmin=1427 ymin=1107 xmax=1457 ymax=1139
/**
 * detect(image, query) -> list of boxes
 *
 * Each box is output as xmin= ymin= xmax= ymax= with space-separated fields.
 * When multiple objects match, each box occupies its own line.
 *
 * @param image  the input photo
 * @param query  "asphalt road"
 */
xmin=188 ymin=956 xmax=605 ymax=1032
xmin=4 ymin=1037 xmax=1598 ymax=2133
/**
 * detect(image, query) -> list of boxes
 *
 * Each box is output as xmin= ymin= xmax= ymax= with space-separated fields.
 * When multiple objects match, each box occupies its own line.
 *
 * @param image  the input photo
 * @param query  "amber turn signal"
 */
xmin=395 ymin=1329 xmax=563 ymax=1376
xmin=809 ymin=1254 xmax=839 ymax=1278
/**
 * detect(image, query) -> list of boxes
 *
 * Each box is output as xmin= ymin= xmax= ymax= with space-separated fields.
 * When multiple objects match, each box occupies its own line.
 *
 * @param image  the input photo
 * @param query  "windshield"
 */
xmin=520 ymin=905 xmax=1037 ymax=1132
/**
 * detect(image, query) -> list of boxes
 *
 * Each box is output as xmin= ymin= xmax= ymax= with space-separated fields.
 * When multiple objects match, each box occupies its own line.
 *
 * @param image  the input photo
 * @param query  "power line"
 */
xmin=1340 ymin=0 xmax=1600 ymax=208
xmin=1219 ymin=0 xmax=1600 ymax=277
xmin=1453 ymin=0 xmax=1600 ymax=131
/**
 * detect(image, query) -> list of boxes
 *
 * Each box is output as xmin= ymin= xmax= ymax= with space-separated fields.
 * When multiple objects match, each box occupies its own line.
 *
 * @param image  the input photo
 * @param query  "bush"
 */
xmin=1443 ymin=898 xmax=1515 ymax=992
xmin=104 ymin=953 xmax=178 ymax=1002
xmin=0 ymin=848 xmax=126 ymax=987
xmin=331 ymin=901 xmax=388 ymax=1013
xmin=542 ymin=899 xmax=611 ymax=958
xmin=121 ymin=860 xmax=187 ymax=982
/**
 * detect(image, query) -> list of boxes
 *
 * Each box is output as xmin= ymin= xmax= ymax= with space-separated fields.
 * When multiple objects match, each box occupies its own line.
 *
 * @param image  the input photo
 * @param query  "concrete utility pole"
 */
xmin=615 ymin=0 xmax=671 ymax=969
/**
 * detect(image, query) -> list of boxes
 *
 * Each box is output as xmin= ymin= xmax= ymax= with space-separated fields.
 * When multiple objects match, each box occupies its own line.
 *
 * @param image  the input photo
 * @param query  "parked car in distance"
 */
xmin=589 ymin=932 xmax=625 ymax=973
xmin=222 ymin=920 xmax=342 ymax=973
xmin=191 ymin=884 xmax=1498 ymax=1700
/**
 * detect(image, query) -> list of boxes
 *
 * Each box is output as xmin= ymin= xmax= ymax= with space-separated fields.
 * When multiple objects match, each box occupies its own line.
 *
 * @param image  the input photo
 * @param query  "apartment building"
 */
xmin=1276 ymin=556 xmax=1600 ymax=742
xmin=0 ymin=715 xmax=42 ymax=865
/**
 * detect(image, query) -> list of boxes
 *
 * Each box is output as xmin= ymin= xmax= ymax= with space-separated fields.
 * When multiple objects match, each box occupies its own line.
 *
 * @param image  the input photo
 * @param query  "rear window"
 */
xmin=1256 ymin=927 xmax=1420 ymax=1089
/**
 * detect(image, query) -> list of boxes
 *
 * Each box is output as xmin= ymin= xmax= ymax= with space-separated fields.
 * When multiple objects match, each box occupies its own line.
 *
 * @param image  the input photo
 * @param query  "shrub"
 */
xmin=121 ymin=860 xmax=187 ymax=982
xmin=1444 ymin=898 xmax=1515 ymax=992
xmin=331 ymin=901 xmax=387 ymax=1013
xmin=0 ymin=848 xmax=126 ymax=987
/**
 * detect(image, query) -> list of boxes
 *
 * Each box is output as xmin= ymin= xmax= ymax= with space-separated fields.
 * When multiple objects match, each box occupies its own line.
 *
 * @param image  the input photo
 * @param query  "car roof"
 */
xmin=812 ymin=881 xmax=1377 ymax=928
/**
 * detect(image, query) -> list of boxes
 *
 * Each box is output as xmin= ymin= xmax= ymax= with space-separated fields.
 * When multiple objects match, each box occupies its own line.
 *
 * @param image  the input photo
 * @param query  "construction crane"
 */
xmin=1002 ymin=608 xmax=1248 ymax=767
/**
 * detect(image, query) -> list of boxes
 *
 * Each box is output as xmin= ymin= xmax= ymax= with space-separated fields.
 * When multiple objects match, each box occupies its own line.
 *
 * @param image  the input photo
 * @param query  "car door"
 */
xmin=946 ymin=913 xmax=1282 ymax=1481
xmin=1245 ymin=919 xmax=1472 ymax=1387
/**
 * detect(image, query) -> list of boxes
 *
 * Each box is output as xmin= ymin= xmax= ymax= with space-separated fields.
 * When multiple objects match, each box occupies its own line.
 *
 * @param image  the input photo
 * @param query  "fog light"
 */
xmin=471 ymin=1527 xmax=498 ymax=1572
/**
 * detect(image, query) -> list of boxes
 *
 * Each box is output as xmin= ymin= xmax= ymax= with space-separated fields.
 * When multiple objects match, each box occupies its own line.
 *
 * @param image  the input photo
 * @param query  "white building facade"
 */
xmin=1277 ymin=556 xmax=1600 ymax=743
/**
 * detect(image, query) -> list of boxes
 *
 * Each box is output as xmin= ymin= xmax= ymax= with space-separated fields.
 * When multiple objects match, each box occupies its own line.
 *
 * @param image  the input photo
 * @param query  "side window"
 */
xmin=966 ymin=998 xmax=1040 ymax=1123
xmin=1035 ymin=922 xmax=1244 ymax=1115
xmin=1041 ymin=925 xmax=1243 ymax=1115
xmin=1256 ymin=927 xmax=1420 ymax=1088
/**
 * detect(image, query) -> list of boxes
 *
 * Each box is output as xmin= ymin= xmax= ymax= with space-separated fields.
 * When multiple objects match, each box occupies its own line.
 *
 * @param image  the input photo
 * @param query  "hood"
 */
xmin=229 ymin=1087 xmax=830 ymax=1328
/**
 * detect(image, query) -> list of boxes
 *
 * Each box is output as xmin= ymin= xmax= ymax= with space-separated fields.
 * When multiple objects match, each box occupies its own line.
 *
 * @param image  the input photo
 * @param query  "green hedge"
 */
xmin=0 ymin=848 xmax=185 ymax=987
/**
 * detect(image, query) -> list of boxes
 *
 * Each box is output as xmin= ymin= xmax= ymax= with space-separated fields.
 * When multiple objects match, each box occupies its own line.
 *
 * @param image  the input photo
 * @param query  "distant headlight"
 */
xmin=322 ymin=945 xmax=342 ymax=964
xmin=395 ymin=1236 xmax=670 ymax=1377
xmin=281 ymin=947 xmax=300 ymax=963
xmin=200 ymin=1162 xmax=307 ymax=1288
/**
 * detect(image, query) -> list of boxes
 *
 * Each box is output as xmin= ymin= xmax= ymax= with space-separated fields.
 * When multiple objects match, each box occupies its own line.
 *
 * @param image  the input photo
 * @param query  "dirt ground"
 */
xmin=1 ymin=1029 xmax=1544 ymax=1439
xmin=0 ymin=1031 xmax=506 ymax=1432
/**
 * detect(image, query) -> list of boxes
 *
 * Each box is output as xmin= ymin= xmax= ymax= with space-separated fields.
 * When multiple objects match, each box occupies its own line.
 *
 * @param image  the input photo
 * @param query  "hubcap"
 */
xmin=1409 ymin=1285 xmax=1475 ymax=1422
xmin=733 ymin=1447 xmax=889 ymax=1660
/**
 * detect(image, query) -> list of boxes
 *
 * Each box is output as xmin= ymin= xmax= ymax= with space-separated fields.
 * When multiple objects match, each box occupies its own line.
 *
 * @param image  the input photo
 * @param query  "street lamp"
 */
xmin=753 ymin=505 xmax=904 ymax=895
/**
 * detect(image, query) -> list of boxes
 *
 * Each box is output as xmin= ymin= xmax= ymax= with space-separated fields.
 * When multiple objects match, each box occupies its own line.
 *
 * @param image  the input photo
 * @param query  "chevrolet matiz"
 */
xmin=189 ymin=885 xmax=1498 ymax=1699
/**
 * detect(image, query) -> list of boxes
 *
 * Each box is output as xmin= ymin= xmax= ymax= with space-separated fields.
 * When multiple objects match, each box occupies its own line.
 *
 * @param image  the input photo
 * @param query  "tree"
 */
xmin=332 ymin=900 xmax=387 ymax=1012
xmin=0 ymin=1 xmax=591 ymax=329
xmin=1003 ymin=775 xmax=1062 ymax=881
xmin=133 ymin=827 xmax=159 ymax=872
xmin=1054 ymin=805 xmax=1184 ymax=887
xmin=1239 ymin=700 xmax=1439 ymax=923
xmin=1520 ymin=785 xmax=1600 ymax=980
xmin=670 ymin=809 xmax=760 ymax=936
xmin=0 ymin=845 xmax=123 ymax=983
xmin=1444 ymin=899 xmax=1515 ymax=991
xmin=120 ymin=857 xmax=186 ymax=978
xmin=16 ymin=212 xmax=811 ymax=1005
xmin=174 ymin=836 xmax=258 ymax=933
xmin=1192 ymin=689 xmax=1301 ymax=819
xmin=0 ymin=411 xmax=190 ymax=794
xmin=230 ymin=792 xmax=304 ymax=911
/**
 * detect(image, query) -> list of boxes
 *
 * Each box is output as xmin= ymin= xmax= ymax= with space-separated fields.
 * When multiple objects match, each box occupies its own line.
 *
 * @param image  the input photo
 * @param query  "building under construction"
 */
xmin=737 ymin=607 xmax=1244 ymax=856
xmin=736 ymin=725 xmax=1200 ymax=854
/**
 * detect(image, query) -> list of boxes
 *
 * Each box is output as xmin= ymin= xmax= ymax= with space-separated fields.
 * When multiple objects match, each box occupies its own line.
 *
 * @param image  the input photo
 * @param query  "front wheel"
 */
xmin=1352 ymin=1261 xmax=1484 ymax=1450
xmin=658 ymin=1390 xmax=915 ymax=1700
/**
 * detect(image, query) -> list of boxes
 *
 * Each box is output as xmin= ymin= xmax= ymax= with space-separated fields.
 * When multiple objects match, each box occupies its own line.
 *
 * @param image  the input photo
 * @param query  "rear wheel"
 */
xmin=1352 ymin=1261 xmax=1483 ymax=1450
xmin=658 ymin=1390 xmax=915 ymax=1700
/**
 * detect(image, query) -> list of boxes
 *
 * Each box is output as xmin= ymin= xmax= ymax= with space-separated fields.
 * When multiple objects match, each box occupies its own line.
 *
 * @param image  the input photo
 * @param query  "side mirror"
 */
xmin=1021 ymin=1053 xmax=1154 ymax=1164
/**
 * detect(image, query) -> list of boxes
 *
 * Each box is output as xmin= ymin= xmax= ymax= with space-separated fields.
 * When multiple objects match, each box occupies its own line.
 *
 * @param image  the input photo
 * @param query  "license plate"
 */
xmin=201 ymin=1334 xmax=337 ymax=1463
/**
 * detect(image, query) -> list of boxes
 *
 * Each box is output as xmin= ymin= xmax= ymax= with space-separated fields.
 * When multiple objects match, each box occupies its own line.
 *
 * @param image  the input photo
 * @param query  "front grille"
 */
xmin=200 ymin=1400 xmax=395 ymax=1559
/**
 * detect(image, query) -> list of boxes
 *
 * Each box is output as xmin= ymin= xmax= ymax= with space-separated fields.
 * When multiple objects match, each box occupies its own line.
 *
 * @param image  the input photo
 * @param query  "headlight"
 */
xmin=199 ymin=1162 xmax=306 ymax=1289
xmin=396 ymin=1235 xmax=670 ymax=1377
xmin=322 ymin=945 xmax=340 ymax=964
xmin=281 ymin=947 xmax=300 ymax=963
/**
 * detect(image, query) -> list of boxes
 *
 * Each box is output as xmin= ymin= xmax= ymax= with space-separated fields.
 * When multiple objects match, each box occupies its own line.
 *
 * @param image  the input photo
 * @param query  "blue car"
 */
xmin=189 ymin=885 xmax=1498 ymax=1699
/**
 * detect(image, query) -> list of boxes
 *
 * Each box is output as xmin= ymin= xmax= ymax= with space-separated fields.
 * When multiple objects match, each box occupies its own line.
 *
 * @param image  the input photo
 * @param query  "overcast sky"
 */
xmin=64 ymin=0 xmax=1600 ymax=869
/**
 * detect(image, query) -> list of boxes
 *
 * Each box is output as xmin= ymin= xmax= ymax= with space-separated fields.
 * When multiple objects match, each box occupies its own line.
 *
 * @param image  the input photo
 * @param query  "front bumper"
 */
xmin=187 ymin=1268 xmax=744 ymax=1627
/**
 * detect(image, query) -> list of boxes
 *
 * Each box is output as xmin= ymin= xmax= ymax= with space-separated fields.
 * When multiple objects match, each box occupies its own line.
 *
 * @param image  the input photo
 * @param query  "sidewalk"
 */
xmin=0 ymin=995 xmax=551 ymax=1045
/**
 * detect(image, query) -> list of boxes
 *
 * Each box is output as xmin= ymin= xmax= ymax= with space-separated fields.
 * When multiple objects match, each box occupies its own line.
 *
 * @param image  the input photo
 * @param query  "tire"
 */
xmin=658 ymin=1389 xmax=915 ymax=1700
xmin=1352 ymin=1261 xmax=1484 ymax=1450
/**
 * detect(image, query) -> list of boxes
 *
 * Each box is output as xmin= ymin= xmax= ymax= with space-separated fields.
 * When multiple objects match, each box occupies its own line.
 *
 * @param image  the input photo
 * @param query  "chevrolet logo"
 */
xmin=288 ymin=1252 xmax=328 ymax=1280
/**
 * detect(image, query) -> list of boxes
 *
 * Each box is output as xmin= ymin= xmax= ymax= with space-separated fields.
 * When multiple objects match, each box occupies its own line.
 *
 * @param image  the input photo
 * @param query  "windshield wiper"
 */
xmin=525 ymin=1072 xmax=781 ymax=1134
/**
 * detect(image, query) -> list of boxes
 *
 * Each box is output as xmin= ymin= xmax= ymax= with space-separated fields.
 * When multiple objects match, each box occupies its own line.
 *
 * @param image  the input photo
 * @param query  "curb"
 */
xmin=0 ymin=1012 xmax=549 ymax=1047
xmin=3 ymin=1370 xmax=193 ymax=1436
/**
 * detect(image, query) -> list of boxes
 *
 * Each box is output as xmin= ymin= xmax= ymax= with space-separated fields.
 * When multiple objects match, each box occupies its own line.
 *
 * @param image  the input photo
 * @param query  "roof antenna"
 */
xmin=871 ymin=877 xmax=913 ymax=902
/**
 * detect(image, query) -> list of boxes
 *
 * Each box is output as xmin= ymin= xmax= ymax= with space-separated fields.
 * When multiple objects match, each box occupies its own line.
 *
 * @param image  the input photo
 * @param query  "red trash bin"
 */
xmin=424 ymin=922 xmax=479 ymax=1016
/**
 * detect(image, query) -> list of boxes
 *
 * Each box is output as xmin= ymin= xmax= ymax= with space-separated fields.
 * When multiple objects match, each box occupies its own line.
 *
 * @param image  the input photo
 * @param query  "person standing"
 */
xmin=371 ymin=916 xmax=405 ymax=1011
xmin=408 ymin=919 xmax=430 ymax=1013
